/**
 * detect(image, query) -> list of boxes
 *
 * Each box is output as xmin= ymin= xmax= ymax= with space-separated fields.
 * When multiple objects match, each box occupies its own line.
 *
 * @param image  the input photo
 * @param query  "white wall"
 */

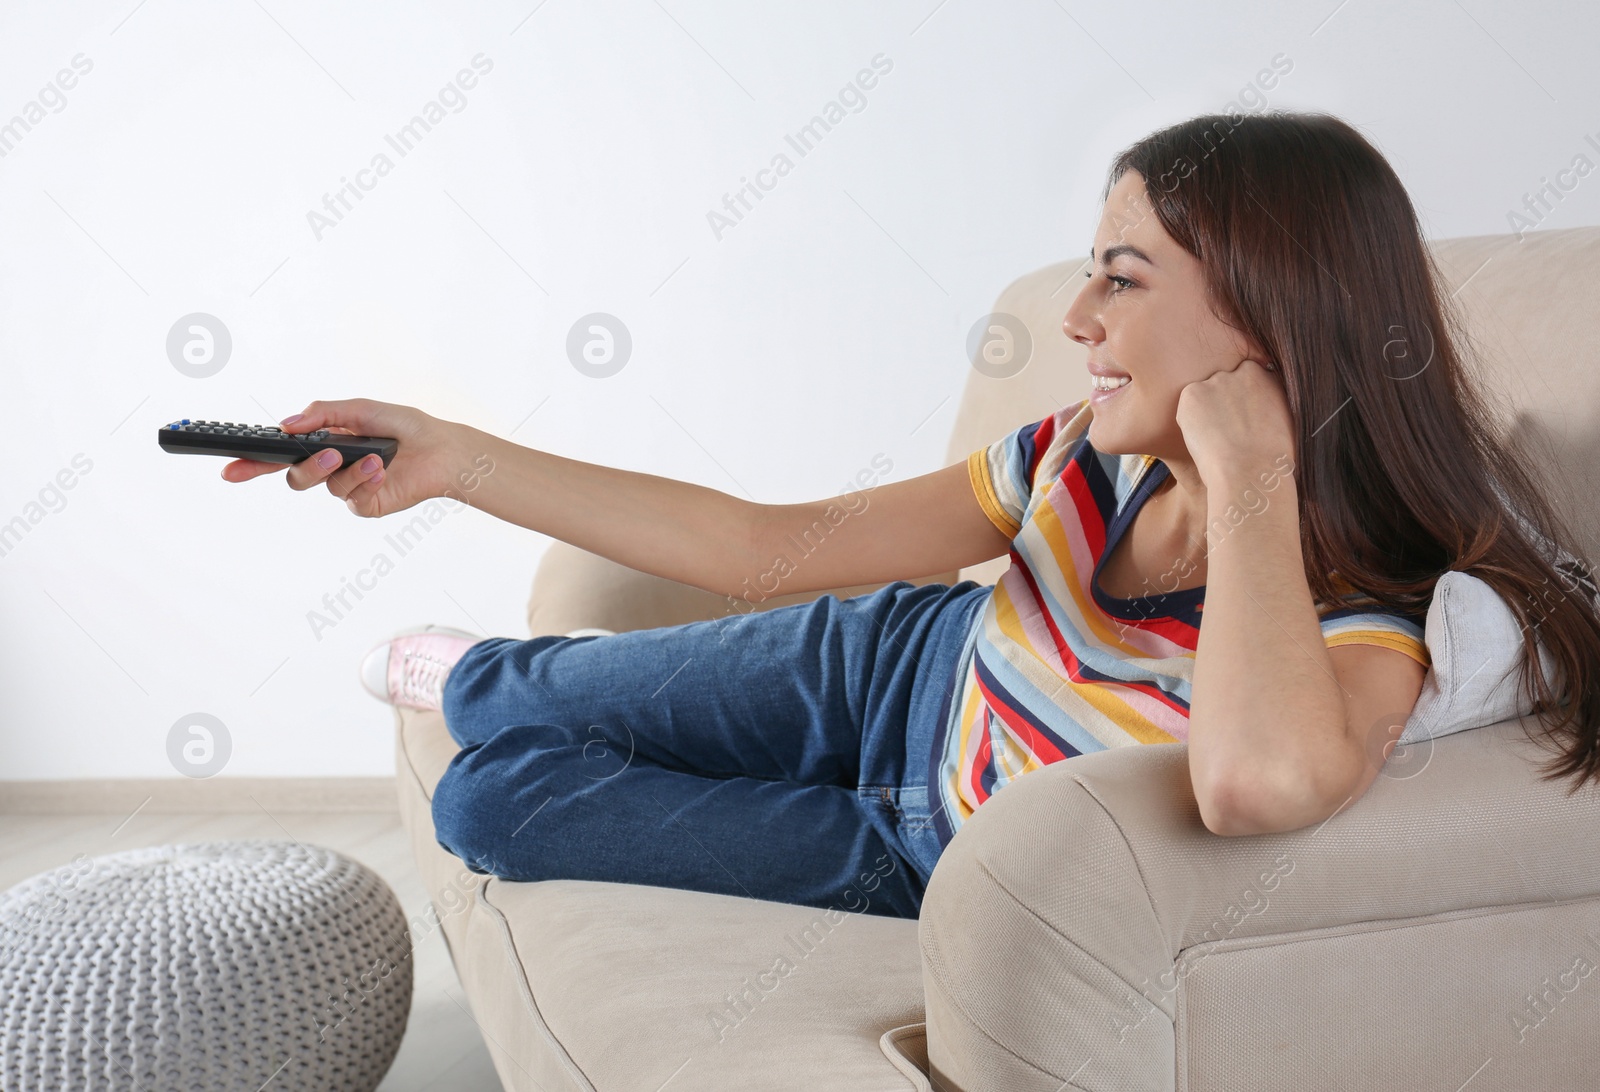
xmin=3 ymin=0 xmax=1596 ymax=780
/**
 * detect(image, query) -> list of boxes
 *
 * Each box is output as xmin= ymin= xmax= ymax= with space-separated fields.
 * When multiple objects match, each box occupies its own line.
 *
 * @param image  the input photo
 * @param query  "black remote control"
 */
xmin=158 ymin=419 xmax=399 ymax=467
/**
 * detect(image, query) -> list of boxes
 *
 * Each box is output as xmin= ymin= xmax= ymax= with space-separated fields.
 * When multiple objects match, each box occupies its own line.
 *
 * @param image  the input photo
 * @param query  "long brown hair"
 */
xmin=1105 ymin=110 xmax=1600 ymax=791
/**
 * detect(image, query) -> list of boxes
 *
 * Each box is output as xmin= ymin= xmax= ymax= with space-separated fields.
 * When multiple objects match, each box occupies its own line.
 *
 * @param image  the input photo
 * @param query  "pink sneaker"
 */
xmin=359 ymin=625 xmax=482 ymax=711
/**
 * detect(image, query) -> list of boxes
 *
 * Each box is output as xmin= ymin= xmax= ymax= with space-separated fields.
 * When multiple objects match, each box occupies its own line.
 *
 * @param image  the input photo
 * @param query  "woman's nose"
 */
xmin=1062 ymin=283 xmax=1101 ymax=347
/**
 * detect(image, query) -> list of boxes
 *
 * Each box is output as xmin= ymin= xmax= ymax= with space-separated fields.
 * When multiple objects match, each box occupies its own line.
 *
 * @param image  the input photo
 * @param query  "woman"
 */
xmin=225 ymin=110 xmax=1600 ymax=920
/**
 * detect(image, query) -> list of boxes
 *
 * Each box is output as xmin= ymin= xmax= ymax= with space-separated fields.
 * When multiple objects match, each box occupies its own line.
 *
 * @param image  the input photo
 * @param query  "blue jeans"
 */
xmin=433 ymin=579 xmax=991 ymax=919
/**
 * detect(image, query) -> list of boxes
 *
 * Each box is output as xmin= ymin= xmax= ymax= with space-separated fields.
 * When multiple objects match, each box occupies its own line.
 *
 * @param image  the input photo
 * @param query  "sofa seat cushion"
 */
xmin=465 ymin=877 xmax=930 ymax=1090
xmin=396 ymin=706 xmax=933 ymax=1091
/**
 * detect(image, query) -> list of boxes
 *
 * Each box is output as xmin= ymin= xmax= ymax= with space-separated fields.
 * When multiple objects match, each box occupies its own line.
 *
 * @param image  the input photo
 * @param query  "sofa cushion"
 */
xmin=1399 ymin=570 xmax=1561 ymax=745
xmin=395 ymin=706 xmax=933 ymax=1091
xmin=462 ymin=877 xmax=929 ymax=1090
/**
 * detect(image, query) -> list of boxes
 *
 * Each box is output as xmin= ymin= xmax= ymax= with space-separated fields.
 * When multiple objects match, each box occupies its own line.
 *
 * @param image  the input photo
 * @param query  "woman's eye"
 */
xmin=1083 ymin=271 xmax=1135 ymax=292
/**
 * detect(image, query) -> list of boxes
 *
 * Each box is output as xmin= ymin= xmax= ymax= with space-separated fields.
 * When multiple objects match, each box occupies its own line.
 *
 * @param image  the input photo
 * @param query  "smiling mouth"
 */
xmin=1090 ymin=375 xmax=1131 ymax=392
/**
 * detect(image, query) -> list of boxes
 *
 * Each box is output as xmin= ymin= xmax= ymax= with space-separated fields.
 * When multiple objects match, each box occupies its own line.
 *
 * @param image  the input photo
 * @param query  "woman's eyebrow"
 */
xmin=1089 ymin=243 xmax=1155 ymax=267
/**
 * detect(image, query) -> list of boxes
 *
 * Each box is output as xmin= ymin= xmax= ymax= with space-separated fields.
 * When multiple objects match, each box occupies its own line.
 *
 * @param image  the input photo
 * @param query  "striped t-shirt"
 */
xmin=927 ymin=398 xmax=1431 ymax=850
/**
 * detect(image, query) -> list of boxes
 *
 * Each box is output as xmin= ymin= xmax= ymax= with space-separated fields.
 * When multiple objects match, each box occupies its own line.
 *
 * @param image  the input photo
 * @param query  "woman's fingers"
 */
xmin=283 ymin=449 xmax=381 ymax=492
xmin=277 ymin=398 xmax=376 ymax=434
xmin=220 ymin=458 xmax=287 ymax=483
xmin=284 ymin=447 xmax=345 ymax=491
xmin=217 ymin=397 xmax=430 ymax=521
xmin=219 ymin=421 xmax=362 ymax=485
xmin=321 ymin=452 xmax=387 ymax=501
xmin=340 ymin=462 xmax=388 ymax=517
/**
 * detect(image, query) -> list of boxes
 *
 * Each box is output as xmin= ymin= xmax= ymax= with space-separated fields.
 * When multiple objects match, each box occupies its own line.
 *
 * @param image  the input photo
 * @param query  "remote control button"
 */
xmin=181 ymin=419 xmax=190 ymax=425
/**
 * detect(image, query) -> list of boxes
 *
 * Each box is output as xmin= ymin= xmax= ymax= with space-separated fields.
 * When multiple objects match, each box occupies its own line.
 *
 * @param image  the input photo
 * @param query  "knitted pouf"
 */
xmin=0 ymin=841 xmax=414 ymax=1092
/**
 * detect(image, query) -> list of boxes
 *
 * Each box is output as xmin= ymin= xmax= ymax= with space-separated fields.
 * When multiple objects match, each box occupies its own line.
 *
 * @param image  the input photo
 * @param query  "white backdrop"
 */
xmin=2 ymin=0 xmax=1596 ymax=780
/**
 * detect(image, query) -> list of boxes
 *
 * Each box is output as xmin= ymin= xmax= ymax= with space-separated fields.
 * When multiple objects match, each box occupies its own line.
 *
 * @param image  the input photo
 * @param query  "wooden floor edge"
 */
xmin=0 ymin=777 xmax=399 ymax=815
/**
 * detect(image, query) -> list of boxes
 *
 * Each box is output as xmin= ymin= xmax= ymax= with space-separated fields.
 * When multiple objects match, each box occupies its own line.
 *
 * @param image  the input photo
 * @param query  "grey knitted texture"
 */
xmin=0 ymin=841 xmax=413 ymax=1091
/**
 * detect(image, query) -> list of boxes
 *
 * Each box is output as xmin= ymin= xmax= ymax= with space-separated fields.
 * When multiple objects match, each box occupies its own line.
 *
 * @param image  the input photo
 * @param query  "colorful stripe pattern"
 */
xmin=928 ymin=399 xmax=1432 ymax=849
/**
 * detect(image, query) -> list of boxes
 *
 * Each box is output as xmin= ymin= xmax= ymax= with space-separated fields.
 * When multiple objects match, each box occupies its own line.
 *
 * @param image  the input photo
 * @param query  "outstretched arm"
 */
xmin=222 ymin=397 xmax=1013 ymax=603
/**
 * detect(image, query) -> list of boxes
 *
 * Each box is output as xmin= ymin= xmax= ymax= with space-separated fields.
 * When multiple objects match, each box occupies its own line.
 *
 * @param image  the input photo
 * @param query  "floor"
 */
xmin=0 ymin=808 xmax=502 ymax=1091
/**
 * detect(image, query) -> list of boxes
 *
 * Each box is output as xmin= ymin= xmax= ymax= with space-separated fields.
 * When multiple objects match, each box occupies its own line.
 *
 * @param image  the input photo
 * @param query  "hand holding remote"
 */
xmin=220 ymin=398 xmax=463 ymax=518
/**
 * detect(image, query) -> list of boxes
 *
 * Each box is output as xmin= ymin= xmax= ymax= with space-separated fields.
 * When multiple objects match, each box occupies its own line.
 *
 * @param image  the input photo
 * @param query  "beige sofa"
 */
xmin=394 ymin=224 xmax=1600 ymax=1090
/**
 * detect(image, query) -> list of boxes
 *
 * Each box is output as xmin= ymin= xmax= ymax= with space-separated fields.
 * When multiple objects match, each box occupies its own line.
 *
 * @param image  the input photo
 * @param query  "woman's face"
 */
xmin=1063 ymin=169 xmax=1266 ymax=461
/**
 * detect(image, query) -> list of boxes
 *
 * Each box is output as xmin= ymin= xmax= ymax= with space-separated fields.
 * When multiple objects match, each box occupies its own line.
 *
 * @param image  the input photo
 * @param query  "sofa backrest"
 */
xmin=947 ymin=225 xmax=1600 ymax=588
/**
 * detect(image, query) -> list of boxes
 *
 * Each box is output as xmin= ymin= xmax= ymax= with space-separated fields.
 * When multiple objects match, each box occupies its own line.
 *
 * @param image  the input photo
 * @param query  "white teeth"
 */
xmin=1092 ymin=375 xmax=1131 ymax=391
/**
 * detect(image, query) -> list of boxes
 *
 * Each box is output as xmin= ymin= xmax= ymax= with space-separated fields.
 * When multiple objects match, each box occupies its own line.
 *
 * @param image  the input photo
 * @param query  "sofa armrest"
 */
xmin=917 ymin=716 xmax=1600 ymax=1091
xmin=525 ymin=539 xmax=963 ymax=638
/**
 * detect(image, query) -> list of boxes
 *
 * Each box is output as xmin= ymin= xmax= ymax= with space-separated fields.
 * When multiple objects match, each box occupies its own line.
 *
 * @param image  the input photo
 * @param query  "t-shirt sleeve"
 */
xmin=1317 ymin=583 xmax=1431 ymax=669
xmin=966 ymin=399 xmax=1090 ymax=540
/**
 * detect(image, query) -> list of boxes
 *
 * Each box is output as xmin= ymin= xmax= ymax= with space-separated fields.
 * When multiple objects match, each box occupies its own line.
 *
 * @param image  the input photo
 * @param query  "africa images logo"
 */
xmin=306 ymin=53 xmax=495 ymax=241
